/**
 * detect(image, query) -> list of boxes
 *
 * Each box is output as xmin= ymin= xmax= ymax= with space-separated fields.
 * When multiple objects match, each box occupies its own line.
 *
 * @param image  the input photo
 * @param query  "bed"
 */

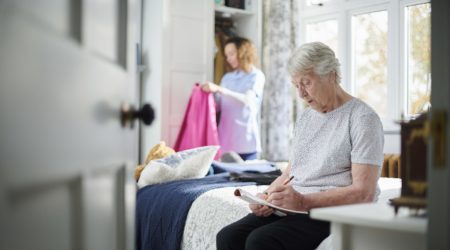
xmin=136 ymin=173 xmax=401 ymax=250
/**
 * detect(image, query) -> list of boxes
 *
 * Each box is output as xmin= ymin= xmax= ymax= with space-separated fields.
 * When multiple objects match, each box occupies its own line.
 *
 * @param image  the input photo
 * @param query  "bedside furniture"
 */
xmin=391 ymin=113 xmax=428 ymax=213
xmin=311 ymin=203 xmax=426 ymax=250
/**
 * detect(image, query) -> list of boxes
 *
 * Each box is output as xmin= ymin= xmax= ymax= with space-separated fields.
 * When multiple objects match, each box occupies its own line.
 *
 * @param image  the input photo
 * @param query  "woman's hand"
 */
xmin=267 ymin=185 xmax=306 ymax=211
xmin=201 ymin=81 xmax=220 ymax=93
xmin=249 ymin=193 xmax=273 ymax=217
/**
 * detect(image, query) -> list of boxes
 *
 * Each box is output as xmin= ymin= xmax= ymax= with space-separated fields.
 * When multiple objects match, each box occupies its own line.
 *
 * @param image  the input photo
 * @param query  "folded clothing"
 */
xmin=211 ymin=160 xmax=277 ymax=174
xmin=229 ymin=170 xmax=282 ymax=185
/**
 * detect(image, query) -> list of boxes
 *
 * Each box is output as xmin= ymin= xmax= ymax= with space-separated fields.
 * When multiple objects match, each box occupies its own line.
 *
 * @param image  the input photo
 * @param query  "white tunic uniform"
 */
xmin=218 ymin=67 xmax=265 ymax=154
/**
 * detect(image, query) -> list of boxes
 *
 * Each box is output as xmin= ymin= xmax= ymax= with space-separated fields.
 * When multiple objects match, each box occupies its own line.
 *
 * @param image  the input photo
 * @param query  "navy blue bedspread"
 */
xmin=136 ymin=174 xmax=252 ymax=250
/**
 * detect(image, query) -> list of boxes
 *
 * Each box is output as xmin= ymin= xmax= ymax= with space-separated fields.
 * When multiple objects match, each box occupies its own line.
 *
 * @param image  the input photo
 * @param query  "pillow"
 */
xmin=135 ymin=141 xmax=175 ymax=181
xmin=137 ymin=146 xmax=219 ymax=188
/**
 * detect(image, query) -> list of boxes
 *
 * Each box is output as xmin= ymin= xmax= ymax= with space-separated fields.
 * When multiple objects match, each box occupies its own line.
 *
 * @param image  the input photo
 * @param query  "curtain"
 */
xmin=261 ymin=0 xmax=298 ymax=161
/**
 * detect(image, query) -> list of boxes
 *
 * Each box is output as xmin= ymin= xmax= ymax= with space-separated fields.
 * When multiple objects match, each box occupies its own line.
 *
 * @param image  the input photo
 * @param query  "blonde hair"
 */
xmin=288 ymin=42 xmax=341 ymax=84
xmin=224 ymin=37 xmax=257 ymax=73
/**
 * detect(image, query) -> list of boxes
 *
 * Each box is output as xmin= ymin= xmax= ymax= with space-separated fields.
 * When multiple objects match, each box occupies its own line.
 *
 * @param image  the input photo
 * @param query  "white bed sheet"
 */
xmin=181 ymin=178 xmax=401 ymax=250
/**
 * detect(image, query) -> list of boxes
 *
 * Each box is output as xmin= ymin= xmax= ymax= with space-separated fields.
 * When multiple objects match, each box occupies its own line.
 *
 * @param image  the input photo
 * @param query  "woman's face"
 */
xmin=292 ymin=71 xmax=335 ymax=113
xmin=224 ymin=43 xmax=240 ymax=70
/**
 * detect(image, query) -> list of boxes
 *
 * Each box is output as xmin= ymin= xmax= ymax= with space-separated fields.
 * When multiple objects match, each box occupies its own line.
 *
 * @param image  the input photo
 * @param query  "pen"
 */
xmin=263 ymin=176 xmax=294 ymax=195
xmin=283 ymin=175 xmax=294 ymax=185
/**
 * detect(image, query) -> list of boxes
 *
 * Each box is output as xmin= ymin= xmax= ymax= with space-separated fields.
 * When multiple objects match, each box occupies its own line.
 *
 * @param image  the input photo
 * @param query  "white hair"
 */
xmin=287 ymin=42 xmax=342 ymax=84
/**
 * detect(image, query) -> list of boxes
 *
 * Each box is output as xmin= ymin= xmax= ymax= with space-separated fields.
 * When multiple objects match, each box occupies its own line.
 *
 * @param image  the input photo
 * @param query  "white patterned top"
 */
xmin=289 ymin=98 xmax=384 ymax=197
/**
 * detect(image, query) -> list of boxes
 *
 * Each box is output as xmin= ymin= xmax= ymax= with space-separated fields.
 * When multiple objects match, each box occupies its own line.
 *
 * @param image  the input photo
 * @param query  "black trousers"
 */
xmin=216 ymin=213 xmax=330 ymax=250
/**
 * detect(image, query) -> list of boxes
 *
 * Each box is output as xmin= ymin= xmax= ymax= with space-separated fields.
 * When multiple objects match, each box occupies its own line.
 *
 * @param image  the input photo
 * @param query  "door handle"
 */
xmin=120 ymin=103 xmax=155 ymax=128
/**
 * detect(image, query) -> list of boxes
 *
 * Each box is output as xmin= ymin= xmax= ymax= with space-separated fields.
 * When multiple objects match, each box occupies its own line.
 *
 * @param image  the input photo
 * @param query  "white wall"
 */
xmin=383 ymin=118 xmax=401 ymax=154
xmin=384 ymin=134 xmax=400 ymax=154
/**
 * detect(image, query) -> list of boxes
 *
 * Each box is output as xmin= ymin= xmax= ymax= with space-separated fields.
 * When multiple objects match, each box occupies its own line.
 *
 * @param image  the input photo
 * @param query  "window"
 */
xmin=298 ymin=0 xmax=431 ymax=123
xmin=405 ymin=3 xmax=431 ymax=116
xmin=305 ymin=19 xmax=338 ymax=56
xmin=351 ymin=10 xmax=388 ymax=117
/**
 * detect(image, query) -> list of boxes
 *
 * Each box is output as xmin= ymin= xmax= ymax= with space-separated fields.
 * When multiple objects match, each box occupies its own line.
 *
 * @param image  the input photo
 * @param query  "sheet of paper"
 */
xmin=234 ymin=188 xmax=308 ymax=216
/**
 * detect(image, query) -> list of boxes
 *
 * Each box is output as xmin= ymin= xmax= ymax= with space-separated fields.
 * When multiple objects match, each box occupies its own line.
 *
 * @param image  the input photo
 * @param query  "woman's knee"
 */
xmin=245 ymin=227 xmax=279 ymax=250
xmin=216 ymin=225 xmax=230 ymax=243
xmin=216 ymin=224 xmax=241 ymax=249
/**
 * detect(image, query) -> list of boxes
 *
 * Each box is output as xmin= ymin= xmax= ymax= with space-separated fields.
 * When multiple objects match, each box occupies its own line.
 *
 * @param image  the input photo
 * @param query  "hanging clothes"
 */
xmin=214 ymin=16 xmax=235 ymax=85
xmin=174 ymin=84 xmax=221 ymax=159
xmin=214 ymin=33 xmax=226 ymax=85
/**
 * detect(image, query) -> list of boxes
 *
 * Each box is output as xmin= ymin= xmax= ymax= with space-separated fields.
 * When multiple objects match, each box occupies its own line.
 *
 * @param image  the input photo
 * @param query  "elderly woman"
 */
xmin=216 ymin=42 xmax=384 ymax=250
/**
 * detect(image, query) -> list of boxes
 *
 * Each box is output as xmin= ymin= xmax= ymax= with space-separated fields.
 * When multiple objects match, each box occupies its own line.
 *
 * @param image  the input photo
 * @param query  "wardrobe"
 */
xmin=141 ymin=0 xmax=262 ymax=158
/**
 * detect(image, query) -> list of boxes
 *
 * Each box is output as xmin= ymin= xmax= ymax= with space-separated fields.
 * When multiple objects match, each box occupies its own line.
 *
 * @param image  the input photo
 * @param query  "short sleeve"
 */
xmin=350 ymin=112 xmax=384 ymax=167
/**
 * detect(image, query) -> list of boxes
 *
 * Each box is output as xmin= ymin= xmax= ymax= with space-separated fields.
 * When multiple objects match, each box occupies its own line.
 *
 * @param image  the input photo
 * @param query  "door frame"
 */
xmin=428 ymin=0 xmax=450 ymax=248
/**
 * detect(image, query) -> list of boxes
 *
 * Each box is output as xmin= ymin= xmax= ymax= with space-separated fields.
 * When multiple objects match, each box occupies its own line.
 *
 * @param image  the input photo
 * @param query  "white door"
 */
xmin=163 ymin=0 xmax=214 ymax=146
xmin=0 ymin=1 xmax=142 ymax=249
xmin=141 ymin=0 xmax=214 ymax=151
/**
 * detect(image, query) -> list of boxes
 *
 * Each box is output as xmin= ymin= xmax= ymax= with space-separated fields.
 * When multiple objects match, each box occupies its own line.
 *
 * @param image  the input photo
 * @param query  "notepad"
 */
xmin=234 ymin=188 xmax=308 ymax=216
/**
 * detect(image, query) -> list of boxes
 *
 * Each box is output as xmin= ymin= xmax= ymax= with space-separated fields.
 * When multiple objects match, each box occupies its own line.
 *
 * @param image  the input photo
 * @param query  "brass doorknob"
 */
xmin=120 ymin=103 xmax=155 ymax=128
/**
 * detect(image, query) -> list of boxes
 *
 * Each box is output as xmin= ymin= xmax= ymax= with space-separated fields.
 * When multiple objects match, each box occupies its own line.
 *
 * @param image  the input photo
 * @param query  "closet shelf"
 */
xmin=215 ymin=5 xmax=254 ymax=18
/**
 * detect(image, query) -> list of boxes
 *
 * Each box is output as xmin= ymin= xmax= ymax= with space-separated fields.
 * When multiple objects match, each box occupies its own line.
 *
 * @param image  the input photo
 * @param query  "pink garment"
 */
xmin=174 ymin=84 xmax=221 ymax=159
